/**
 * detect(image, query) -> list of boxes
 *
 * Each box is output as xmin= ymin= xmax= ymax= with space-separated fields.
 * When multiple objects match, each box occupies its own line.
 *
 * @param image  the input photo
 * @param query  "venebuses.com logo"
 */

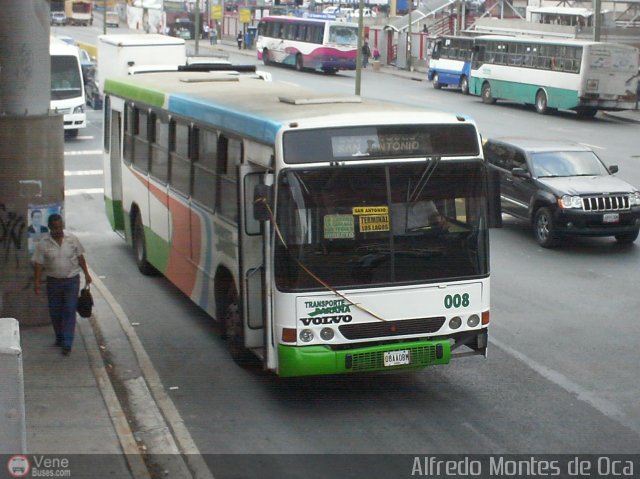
xmin=6 ymin=455 xmax=30 ymax=478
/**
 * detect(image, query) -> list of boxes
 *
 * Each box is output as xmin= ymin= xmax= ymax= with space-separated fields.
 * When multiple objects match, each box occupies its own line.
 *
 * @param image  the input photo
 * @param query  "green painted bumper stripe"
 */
xmin=278 ymin=339 xmax=451 ymax=377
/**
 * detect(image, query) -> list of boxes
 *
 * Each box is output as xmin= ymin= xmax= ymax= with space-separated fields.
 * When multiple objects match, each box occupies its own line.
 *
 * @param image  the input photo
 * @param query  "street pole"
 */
xmin=593 ymin=0 xmax=601 ymax=41
xmin=195 ymin=1 xmax=201 ymax=54
xmin=407 ymin=3 xmax=412 ymax=71
xmin=355 ymin=0 xmax=364 ymax=95
xmin=103 ymin=0 xmax=107 ymax=34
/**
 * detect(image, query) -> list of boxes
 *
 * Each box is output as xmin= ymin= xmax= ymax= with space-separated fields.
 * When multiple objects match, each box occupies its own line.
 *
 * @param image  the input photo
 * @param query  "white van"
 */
xmin=50 ymin=37 xmax=86 ymax=138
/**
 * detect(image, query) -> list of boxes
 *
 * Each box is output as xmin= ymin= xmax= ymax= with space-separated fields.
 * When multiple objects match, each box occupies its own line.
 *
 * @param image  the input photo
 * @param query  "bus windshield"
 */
xmin=328 ymin=25 xmax=358 ymax=45
xmin=51 ymin=55 xmax=83 ymax=100
xmin=274 ymin=162 xmax=488 ymax=291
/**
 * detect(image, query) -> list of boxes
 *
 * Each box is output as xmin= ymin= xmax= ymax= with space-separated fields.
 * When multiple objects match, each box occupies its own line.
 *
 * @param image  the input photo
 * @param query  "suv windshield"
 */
xmin=532 ymin=151 xmax=609 ymax=177
xmin=274 ymin=162 xmax=488 ymax=291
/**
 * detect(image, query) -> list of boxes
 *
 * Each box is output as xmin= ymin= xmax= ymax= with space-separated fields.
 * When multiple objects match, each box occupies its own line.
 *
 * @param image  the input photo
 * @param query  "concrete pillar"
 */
xmin=0 ymin=0 xmax=50 ymax=116
xmin=0 ymin=1 xmax=65 ymax=325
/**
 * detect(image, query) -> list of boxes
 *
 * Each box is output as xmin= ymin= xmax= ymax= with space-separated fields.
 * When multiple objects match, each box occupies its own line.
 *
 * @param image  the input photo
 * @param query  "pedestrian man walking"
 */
xmin=361 ymin=38 xmax=371 ymax=68
xmin=33 ymin=214 xmax=92 ymax=355
xmin=237 ymin=31 xmax=243 ymax=50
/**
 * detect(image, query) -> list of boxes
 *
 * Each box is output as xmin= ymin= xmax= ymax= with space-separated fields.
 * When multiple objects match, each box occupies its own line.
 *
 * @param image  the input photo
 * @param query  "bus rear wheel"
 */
xmin=432 ymin=73 xmax=442 ymax=89
xmin=460 ymin=76 xmax=469 ymax=95
xmin=481 ymin=82 xmax=496 ymax=104
xmin=535 ymin=90 xmax=550 ymax=114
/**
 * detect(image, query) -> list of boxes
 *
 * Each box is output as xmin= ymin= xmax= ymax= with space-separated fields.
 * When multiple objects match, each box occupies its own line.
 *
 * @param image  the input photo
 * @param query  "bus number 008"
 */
xmin=444 ymin=293 xmax=469 ymax=309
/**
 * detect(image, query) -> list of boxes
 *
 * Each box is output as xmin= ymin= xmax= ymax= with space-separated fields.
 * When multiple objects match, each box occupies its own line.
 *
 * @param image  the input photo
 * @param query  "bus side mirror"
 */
xmin=253 ymin=184 xmax=272 ymax=222
xmin=608 ymin=165 xmax=619 ymax=174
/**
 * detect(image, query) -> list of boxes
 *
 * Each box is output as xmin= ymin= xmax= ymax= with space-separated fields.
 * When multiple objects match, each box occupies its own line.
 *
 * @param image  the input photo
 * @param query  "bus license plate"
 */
xmin=384 ymin=350 xmax=410 ymax=367
xmin=603 ymin=213 xmax=619 ymax=224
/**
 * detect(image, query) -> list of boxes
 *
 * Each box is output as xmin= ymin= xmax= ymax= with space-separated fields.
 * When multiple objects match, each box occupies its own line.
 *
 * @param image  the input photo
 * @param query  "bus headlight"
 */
xmin=629 ymin=192 xmax=640 ymax=206
xmin=299 ymin=329 xmax=314 ymax=342
xmin=560 ymin=195 xmax=582 ymax=209
xmin=73 ymin=105 xmax=84 ymax=114
xmin=449 ymin=317 xmax=462 ymax=329
xmin=320 ymin=328 xmax=334 ymax=341
xmin=467 ymin=314 xmax=480 ymax=327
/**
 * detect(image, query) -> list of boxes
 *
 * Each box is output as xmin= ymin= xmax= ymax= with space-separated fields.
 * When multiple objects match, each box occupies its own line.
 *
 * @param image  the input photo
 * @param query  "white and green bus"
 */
xmin=470 ymin=35 xmax=639 ymax=117
xmin=102 ymin=70 xmax=493 ymax=377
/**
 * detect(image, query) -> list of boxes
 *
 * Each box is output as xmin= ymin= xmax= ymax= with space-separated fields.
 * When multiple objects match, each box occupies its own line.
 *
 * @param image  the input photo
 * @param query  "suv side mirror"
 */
xmin=608 ymin=165 xmax=619 ymax=174
xmin=511 ymin=167 xmax=530 ymax=178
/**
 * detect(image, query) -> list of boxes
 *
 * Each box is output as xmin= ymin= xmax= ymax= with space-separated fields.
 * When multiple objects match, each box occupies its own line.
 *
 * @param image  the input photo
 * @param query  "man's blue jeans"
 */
xmin=46 ymin=275 xmax=80 ymax=349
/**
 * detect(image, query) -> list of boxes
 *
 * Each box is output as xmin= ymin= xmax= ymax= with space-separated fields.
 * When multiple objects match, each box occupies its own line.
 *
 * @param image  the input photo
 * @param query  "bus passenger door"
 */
xmin=239 ymin=165 xmax=270 ymax=362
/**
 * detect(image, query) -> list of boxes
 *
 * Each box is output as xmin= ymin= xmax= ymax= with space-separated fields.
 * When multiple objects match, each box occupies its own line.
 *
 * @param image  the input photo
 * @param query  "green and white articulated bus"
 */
xmin=102 ymin=70 xmax=492 ymax=377
xmin=470 ymin=35 xmax=639 ymax=117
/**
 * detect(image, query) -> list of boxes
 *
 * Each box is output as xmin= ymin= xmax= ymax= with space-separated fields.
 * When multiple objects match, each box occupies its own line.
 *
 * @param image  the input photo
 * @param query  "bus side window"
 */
xmin=123 ymin=103 xmax=135 ymax=165
xmin=192 ymin=128 xmax=217 ymax=210
xmin=133 ymin=108 xmax=150 ymax=173
xmin=170 ymin=121 xmax=194 ymax=199
xmin=217 ymin=135 xmax=242 ymax=223
xmin=150 ymin=113 xmax=170 ymax=184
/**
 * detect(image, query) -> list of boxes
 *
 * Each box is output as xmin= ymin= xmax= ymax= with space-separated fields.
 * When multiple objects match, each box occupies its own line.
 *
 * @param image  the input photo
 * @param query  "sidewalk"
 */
xmin=18 ymin=267 xmax=211 ymax=479
xmin=18 ymin=294 xmax=150 ymax=478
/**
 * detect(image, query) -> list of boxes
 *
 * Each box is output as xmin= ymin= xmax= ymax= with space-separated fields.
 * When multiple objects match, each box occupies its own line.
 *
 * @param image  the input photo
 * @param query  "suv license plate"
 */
xmin=384 ymin=350 xmax=411 ymax=367
xmin=603 ymin=213 xmax=619 ymax=224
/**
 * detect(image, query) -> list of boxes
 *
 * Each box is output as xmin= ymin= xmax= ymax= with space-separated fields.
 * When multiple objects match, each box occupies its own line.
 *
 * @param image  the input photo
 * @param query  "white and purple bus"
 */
xmin=256 ymin=15 xmax=358 ymax=74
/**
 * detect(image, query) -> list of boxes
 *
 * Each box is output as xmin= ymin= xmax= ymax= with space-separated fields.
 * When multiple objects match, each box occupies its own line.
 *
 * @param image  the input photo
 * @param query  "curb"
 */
xmin=89 ymin=269 xmax=216 ymax=479
xmin=78 ymin=317 xmax=151 ymax=479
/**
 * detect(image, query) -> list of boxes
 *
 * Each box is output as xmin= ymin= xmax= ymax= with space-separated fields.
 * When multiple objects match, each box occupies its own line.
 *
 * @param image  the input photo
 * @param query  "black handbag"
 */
xmin=77 ymin=285 xmax=94 ymax=318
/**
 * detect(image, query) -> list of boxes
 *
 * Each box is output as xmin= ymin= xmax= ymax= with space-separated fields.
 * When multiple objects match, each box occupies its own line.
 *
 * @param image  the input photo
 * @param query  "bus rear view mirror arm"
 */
xmin=253 ymin=184 xmax=273 ymax=222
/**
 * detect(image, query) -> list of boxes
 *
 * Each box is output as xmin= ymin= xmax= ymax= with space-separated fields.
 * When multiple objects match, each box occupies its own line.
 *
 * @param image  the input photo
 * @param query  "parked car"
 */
xmin=484 ymin=137 xmax=640 ymax=247
xmin=84 ymin=67 xmax=102 ymax=110
xmin=50 ymin=11 xmax=67 ymax=26
xmin=78 ymin=47 xmax=96 ymax=83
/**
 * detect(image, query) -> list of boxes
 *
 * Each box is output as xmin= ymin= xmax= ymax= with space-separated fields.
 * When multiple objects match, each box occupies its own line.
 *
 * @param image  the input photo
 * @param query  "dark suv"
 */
xmin=484 ymin=137 xmax=640 ymax=247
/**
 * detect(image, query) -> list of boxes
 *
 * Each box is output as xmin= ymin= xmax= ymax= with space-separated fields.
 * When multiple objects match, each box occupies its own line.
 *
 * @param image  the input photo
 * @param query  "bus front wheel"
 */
xmin=134 ymin=214 xmax=156 ymax=275
xmin=481 ymin=83 xmax=496 ymax=104
xmin=224 ymin=293 xmax=250 ymax=363
xmin=262 ymin=48 xmax=270 ymax=65
xmin=432 ymin=73 xmax=442 ymax=89
xmin=535 ymin=90 xmax=550 ymax=114
xmin=460 ymin=76 xmax=469 ymax=95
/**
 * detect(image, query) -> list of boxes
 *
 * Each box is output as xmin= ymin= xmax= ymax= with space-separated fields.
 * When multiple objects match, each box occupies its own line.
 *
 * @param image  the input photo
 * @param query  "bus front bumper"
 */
xmin=277 ymin=338 xmax=452 ymax=377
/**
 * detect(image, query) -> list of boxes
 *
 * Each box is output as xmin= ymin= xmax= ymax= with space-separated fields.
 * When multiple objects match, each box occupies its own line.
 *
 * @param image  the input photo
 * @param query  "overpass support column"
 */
xmin=0 ymin=0 xmax=65 ymax=325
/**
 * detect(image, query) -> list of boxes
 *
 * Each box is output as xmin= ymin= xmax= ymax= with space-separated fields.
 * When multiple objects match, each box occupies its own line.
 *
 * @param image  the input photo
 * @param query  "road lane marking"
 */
xmin=579 ymin=142 xmax=605 ymax=150
xmin=64 ymin=149 xmax=102 ymax=156
xmin=65 ymin=169 xmax=104 ymax=176
xmin=65 ymin=188 xmax=104 ymax=196
xmin=490 ymin=336 xmax=636 ymax=434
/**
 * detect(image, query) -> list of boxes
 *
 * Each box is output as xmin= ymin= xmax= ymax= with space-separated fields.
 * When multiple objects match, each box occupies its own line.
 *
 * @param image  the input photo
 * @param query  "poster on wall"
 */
xmin=28 ymin=203 xmax=63 ymax=255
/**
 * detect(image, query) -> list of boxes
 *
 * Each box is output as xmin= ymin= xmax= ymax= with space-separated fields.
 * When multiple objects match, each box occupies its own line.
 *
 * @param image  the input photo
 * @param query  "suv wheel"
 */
xmin=534 ymin=207 xmax=559 ymax=248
